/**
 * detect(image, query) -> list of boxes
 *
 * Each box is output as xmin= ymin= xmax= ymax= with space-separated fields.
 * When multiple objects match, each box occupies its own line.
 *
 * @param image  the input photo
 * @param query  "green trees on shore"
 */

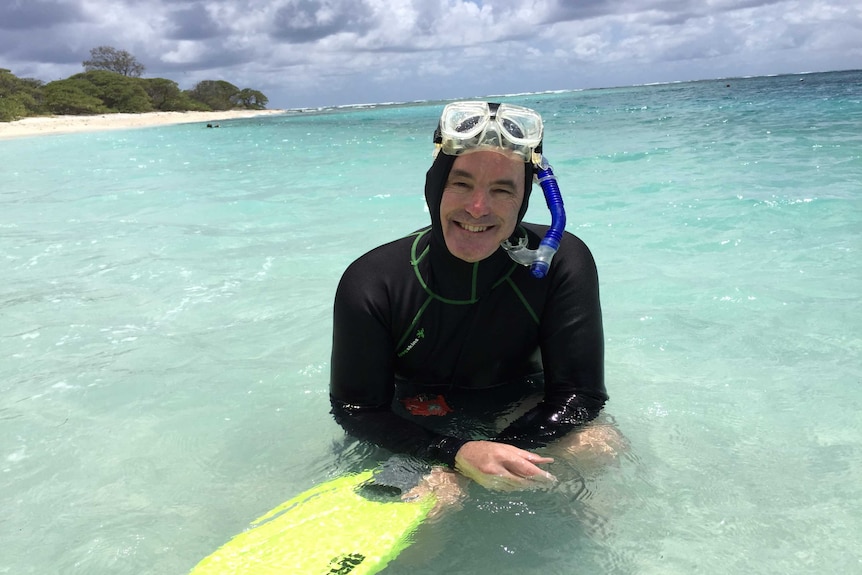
xmin=0 ymin=46 xmax=269 ymax=122
xmin=0 ymin=70 xmax=43 ymax=121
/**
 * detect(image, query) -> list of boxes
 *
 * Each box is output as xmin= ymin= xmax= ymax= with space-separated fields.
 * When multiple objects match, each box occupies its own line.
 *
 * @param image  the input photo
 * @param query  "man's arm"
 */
xmin=329 ymin=250 xmax=468 ymax=467
xmin=494 ymin=231 xmax=608 ymax=447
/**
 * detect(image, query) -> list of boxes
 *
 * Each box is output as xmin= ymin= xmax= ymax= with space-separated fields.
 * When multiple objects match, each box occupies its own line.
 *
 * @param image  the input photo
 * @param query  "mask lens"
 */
xmin=441 ymin=103 xmax=490 ymax=140
xmin=500 ymin=118 xmax=525 ymax=139
xmin=496 ymin=105 xmax=543 ymax=146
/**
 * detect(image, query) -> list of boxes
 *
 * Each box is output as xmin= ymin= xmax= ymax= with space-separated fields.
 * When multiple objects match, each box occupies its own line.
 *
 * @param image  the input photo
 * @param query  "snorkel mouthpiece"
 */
xmin=502 ymin=156 xmax=566 ymax=279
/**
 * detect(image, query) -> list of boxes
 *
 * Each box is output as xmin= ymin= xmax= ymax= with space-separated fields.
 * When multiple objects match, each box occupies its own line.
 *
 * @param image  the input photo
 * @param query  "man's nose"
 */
xmin=464 ymin=187 xmax=491 ymax=218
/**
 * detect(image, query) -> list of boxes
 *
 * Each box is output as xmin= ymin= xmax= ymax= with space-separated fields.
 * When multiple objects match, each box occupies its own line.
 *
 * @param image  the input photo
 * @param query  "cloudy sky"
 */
xmin=1 ymin=0 xmax=859 ymax=109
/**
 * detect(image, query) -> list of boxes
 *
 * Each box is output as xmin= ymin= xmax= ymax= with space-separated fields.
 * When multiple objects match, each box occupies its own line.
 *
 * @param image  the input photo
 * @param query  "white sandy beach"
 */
xmin=0 ymin=109 xmax=286 ymax=140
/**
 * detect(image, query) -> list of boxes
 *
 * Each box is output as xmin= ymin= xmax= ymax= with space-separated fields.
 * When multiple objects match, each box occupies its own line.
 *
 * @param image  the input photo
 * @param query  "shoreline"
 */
xmin=0 ymin=109 xmax=287 ymax=140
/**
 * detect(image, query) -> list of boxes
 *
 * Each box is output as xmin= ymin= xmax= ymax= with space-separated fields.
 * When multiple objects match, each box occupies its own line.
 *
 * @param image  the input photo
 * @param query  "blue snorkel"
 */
xmin=502 ymin=155 xmax=566 ymax=278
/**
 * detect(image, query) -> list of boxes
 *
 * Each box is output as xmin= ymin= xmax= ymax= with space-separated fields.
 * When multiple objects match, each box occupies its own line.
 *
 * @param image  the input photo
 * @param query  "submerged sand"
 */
xmin=0 ymin=109 xmax=286 ymax=140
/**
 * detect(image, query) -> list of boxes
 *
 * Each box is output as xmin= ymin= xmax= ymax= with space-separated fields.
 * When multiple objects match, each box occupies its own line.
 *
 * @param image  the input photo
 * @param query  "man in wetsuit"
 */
xmin=330 ymin=101 xmax=608 ymax=491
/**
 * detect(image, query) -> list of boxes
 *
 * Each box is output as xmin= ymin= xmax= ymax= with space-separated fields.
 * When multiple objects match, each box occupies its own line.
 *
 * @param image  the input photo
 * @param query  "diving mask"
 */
xmin=433 ymin=101 xmax=544 ymax=164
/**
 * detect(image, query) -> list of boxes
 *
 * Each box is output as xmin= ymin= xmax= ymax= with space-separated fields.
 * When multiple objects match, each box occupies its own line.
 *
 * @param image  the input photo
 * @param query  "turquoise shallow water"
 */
xmin=2 ymin=70 xmax=861 ymax=574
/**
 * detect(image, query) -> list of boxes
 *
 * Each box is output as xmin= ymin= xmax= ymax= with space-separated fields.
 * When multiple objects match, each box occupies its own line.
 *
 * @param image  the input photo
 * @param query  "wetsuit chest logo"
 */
xmin=397 ymin=328 xmax=425 ymax=358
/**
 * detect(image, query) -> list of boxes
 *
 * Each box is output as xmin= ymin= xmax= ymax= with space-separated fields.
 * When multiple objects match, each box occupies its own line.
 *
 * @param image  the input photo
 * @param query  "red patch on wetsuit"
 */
xmin=401 ymin=394 xmax=452 ymax=416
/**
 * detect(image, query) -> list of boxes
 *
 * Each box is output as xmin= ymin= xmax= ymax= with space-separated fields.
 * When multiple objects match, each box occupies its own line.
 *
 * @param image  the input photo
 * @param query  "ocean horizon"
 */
xmin=285 ymin=67 xmax=860 ymax=112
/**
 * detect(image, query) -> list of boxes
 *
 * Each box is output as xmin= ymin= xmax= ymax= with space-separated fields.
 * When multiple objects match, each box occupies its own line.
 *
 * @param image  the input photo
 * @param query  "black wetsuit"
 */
xmin=330 ymin=153 xmax=607 ymax=467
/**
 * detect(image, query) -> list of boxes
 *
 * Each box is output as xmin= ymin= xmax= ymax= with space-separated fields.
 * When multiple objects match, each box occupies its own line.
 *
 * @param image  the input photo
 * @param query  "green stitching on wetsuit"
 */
xmin=497 ymin=225 xmax=537 ymax=322
xmin=409 ymin=230 xmax=430 ymax=267
xmin=405 ymin=227 xmax=536 ymax=328
xmin=505 ymin=276 xmax=539 ymax=324
xmin=491 ymin=260 xmax=518 ymax=289
xmin=409 ymin=229 xmax=478 ymax=305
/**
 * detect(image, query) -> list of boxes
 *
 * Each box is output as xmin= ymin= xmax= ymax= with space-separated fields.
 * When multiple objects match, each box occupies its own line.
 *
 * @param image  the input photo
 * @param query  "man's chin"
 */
xmin=444 ymin=239 xmax=498 ymax=263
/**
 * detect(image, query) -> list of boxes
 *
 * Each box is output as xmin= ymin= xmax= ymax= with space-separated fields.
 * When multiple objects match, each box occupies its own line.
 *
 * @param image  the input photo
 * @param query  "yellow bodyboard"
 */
xmin=190 ymin=470 xmax=435 ymax=575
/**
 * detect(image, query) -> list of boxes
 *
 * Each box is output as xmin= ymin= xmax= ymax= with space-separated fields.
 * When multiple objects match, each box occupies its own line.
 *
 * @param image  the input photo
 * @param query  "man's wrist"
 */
xmin=425 ymin=435 xmax=470 ymax=468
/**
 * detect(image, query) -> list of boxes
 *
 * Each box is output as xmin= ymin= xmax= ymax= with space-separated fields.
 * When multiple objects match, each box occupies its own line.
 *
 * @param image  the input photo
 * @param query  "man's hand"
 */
xmin=454 ymin=440 xmax=557 ymax=491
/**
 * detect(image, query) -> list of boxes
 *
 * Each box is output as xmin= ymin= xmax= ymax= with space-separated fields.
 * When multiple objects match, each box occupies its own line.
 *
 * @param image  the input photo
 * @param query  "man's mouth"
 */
xmin=457 ymin=222 xmax=491 ymax=233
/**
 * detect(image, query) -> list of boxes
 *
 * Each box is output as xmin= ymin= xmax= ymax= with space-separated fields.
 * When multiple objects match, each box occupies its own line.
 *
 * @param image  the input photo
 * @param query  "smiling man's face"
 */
xmin=439 ymin=151 xmax=526 ymax=263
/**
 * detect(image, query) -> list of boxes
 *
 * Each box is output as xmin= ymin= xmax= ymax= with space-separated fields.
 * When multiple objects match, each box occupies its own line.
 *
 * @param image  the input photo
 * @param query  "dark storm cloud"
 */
xmin=270 ymin=0 xmax=375 ymax=42
xmin=0 ymin=0 xmax=88 ymax=30
xmin=546 ymin=0 xmax=790 ymax=25
xmin=166 ymin=2 xmax=223 ymax=40
xmin=542 ymin=0 xmax=619 ymax=22
xmin=4 ymin=42 xmax=85 ymax=66
xmin=0 ymin=29 xmax=85 ymax=69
